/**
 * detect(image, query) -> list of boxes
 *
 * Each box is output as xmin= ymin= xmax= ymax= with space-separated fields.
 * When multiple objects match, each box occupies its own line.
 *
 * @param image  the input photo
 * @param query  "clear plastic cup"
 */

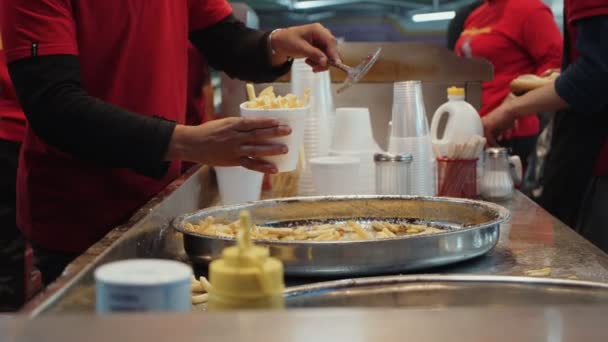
xmin=215 ymin=166 xmax=264 ymax=205
xmin=388 ymin=136 xmax=434 ymax=157
xmin=240 ymin=103 xmax=309 ymax=172
xmin=388 ymin=135 xmax=436 ymax=196
xmin=310 ymin=156 xmax=360 ymax=196
xmin=391 ymin=81 xmax=429 ymax=138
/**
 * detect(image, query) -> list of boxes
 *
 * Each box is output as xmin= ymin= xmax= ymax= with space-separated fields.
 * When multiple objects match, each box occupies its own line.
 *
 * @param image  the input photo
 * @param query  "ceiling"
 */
xmin=235 ymin=0 xmax=561 ymax=42
xmin=237 ymin=0 xmax=481 ymax=35
xmin=243 ymin=0 xmax=478 ymax=13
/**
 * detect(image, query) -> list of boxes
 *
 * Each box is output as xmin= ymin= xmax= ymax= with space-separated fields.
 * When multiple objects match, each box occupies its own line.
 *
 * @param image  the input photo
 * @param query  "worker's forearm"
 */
xmin=510 ymin=82 xmax=569 ymax=118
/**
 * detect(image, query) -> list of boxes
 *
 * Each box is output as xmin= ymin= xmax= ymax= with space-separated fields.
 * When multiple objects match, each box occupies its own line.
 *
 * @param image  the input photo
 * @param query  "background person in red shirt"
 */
xmin=1 ymin=0 xmax=341 ymax=284
xmin=0 ymin=34 xmax=27 ymax=311
xmin=452 ymin=0 xmax=563 ymax=165
xmin=483 ymin=0 xmax=608 ymax=252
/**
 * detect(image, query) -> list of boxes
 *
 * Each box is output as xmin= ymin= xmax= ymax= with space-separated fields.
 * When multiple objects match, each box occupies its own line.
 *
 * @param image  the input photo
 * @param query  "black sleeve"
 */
xmin=555 ymin=16 xmax=608 ymax=114
xmin=189 ymin=14 xmax=292 ymax=83
xmin=7 ymin=55 xmax=175 ymax=179
xmin=446 ymin=1 xmax=484 ymax=50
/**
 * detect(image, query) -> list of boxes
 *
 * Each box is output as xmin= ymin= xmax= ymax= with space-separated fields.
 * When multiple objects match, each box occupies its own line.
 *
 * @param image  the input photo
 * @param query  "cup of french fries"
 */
xmin=240 ymin=84 xmax=310 ymax=172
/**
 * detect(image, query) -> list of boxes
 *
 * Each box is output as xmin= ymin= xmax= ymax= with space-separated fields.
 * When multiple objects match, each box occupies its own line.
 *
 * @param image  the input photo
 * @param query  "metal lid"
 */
xmin=485 ymin=147 xmax=509 ymax=158
xmin=374 ymin=153 xmax=413 ymax=163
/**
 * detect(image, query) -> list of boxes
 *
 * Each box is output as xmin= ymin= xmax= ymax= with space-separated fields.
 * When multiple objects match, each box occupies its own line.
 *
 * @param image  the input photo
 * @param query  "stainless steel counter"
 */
xmin=4 ymin=307 xmax=608 ymax=341
xmin=440 ymin=194 xmax=608 ymax=281
xmin=19 ymin=167 xmax=608 ymax=315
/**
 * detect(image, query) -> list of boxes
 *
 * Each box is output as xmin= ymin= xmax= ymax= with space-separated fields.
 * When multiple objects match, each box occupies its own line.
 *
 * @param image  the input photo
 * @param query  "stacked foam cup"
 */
xmin=329 ymin=107 xmax=382 ymax=195
xmin=387 ymin=81 xmax=437 ymax=196
xmin=240 ymin=103 xmax=309 ymax=173
xmin=310 ymin=156 xmax=361 ymax=196
xmin=214 ymin=166 xmax=264 ymax=205
xmin=291 ymin=59 xmax=334 ymax=195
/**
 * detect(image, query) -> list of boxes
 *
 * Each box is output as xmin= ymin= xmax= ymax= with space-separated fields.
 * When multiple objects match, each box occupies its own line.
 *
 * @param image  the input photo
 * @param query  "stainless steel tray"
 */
xmin=285 ymin=275 xmax=608 ymax=307
xmin=173 ymin=196 xmax=510 ymax=276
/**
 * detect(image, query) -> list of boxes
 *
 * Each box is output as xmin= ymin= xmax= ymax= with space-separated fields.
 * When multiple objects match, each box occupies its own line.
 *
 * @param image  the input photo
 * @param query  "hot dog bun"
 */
xmin=510 ymin=72 xmax=559 ymax=95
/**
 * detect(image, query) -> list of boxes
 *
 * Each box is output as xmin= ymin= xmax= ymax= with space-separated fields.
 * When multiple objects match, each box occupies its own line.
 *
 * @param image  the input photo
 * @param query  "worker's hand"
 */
xmin=271 ymin=23 xmax=340 ymax=72
xmin=540 ymin=68 xmax=561 ymax=78
xmin=166 ymin=117 xmax=292 ymax=174
xmin=482 ymin=101 xmax=518 ymax=146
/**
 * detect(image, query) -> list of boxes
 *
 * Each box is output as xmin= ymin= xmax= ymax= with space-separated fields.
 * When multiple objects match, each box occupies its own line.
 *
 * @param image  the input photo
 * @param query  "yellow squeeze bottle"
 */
xmin=207 ymin=211 xmax=285 ymax=311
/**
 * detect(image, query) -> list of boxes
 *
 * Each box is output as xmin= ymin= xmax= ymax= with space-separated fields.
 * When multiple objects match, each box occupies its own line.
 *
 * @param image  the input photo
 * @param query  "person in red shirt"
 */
xmin=0 ymin=35 xmax=27 ymax=310
xmin=187 ymin=45 xmax=212 ymax=127
xmin=483 ymin=0 xmax=608 ymax=252
xmin=183 ymin=45 xmax=211 ymax=174
xmin=452 ymin=0 xmax=563 ymax=165
xmin=1 ymin=0 xmax=341 ymax=284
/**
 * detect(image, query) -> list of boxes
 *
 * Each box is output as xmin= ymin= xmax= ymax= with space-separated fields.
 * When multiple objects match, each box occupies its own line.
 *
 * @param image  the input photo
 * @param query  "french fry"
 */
xmin=349 ymin=221 xmax=372 ymax=239
xmin=246 ymin=83 xmax=257 ymax=101
xmin=372 ymin=222 xmax=384 ymax=231
xmin=192 ymin=293 xmax=209 ymax=304
xmin=244 ymin=85 xmax=308 ymax=109
xmin=184 ymin=215 xmax=439 ymax=242
xmin=382 ymin=227 xmax=397 ymax=238
xmin=258 ymin=86 xmax=274 ymax=98
xmin=314 ymin=232 xmax=336 ymax=241
xmin=303 ymin=88 xmax=311 ymax=105
xmin=199 ymin=276 xmax=212 ymax=292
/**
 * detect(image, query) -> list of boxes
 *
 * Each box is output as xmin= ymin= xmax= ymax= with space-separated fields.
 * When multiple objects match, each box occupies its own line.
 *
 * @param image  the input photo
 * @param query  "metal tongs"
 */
xmin=330 ymin=47 xmax=382 ymax=94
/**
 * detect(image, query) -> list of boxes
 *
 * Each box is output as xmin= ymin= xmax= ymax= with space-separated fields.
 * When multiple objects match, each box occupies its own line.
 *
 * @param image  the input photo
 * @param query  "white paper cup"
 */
xmin=240 ymin=103 xmax=309 ymax=172
xmin=331 ymin=107 xmax=379 ymax=152
xmin=95 ymin=259 xmax=192 ymax=314
xmin=310 ymin=156 xmax=360 ymax=196
xmin=215 ymin=166 xmax=263 ymax=205
xmin=328 ymin=149 xmax=377 ymax=195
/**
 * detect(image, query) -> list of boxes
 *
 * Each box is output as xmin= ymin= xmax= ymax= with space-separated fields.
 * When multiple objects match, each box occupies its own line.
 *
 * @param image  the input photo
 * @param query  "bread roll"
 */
xmin=510 ymin=72 xmax=559 ymax=95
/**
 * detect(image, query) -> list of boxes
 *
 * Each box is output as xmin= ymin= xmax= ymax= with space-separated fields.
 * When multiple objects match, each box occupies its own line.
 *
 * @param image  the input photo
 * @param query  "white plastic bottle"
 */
xmin=430 ymin=87 xmax=483 ymax=149
xmin=431 ymin=87 xmax=484 ymax=195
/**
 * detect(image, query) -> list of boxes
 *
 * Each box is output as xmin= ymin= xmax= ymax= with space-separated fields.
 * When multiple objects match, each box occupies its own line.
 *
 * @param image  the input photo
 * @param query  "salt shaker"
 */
xmin=480 ymin=148 xmax=521 ymax=201
xmin=374 ymin=153 xmax=414 ymax=195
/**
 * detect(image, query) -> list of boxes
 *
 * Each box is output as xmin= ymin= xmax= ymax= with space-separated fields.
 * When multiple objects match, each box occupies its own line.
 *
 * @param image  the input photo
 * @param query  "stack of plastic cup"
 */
xmin=291 ymin=59 xmax=335 ymax=196
xmin=310 ymin=156 xmax=360 ymax=196
xmin=387 ymin=81 xmax=436 ymax=196
xmin=215 ymin=166 xmax=264 ymax=205
xmin=329 ymin=107 xmax=382 ymax=195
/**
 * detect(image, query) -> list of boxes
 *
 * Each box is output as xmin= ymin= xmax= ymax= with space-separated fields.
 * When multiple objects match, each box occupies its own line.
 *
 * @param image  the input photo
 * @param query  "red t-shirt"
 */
xmin=0 ymin=0 xmax=232 ymax=253
xmin=0 ymin=49 xmax=26 ymax=143
xmin=455 ymin=0 xmax=563 ymax=138
xmin=186 ymin=45 xmax=209 ymax=126
xmin=565 ymin=0 xmax=608 ymax=177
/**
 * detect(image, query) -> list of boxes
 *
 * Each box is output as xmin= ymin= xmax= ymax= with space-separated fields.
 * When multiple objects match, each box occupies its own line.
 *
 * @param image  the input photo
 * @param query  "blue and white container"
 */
xmin=95 ymin=259 xmax=192 ymax=314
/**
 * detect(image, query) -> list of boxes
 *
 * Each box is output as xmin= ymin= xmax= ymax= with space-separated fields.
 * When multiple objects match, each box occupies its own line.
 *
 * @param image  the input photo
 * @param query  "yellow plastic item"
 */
xmin=207 ymin=211 xmax=285 ymax=311
xmin=447 ymin=87 xmax=465 ymax=97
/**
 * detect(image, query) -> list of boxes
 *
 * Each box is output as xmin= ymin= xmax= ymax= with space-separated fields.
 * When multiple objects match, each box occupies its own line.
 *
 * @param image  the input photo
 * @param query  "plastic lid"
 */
xmin=447 ymin=87 xmax=465 ymax=97
xmin=209 ymin=211 xmax=285 ymax=300
xmin=95 ymin=259 xmax=192 ymax=286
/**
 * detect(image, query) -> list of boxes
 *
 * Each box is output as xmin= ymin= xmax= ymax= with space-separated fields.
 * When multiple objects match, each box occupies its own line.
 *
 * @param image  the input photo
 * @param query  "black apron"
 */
xmin=540 ymin=109 xmax=608 ymax=227
xmin=539 ymin=12 xmax=608 ymax=228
